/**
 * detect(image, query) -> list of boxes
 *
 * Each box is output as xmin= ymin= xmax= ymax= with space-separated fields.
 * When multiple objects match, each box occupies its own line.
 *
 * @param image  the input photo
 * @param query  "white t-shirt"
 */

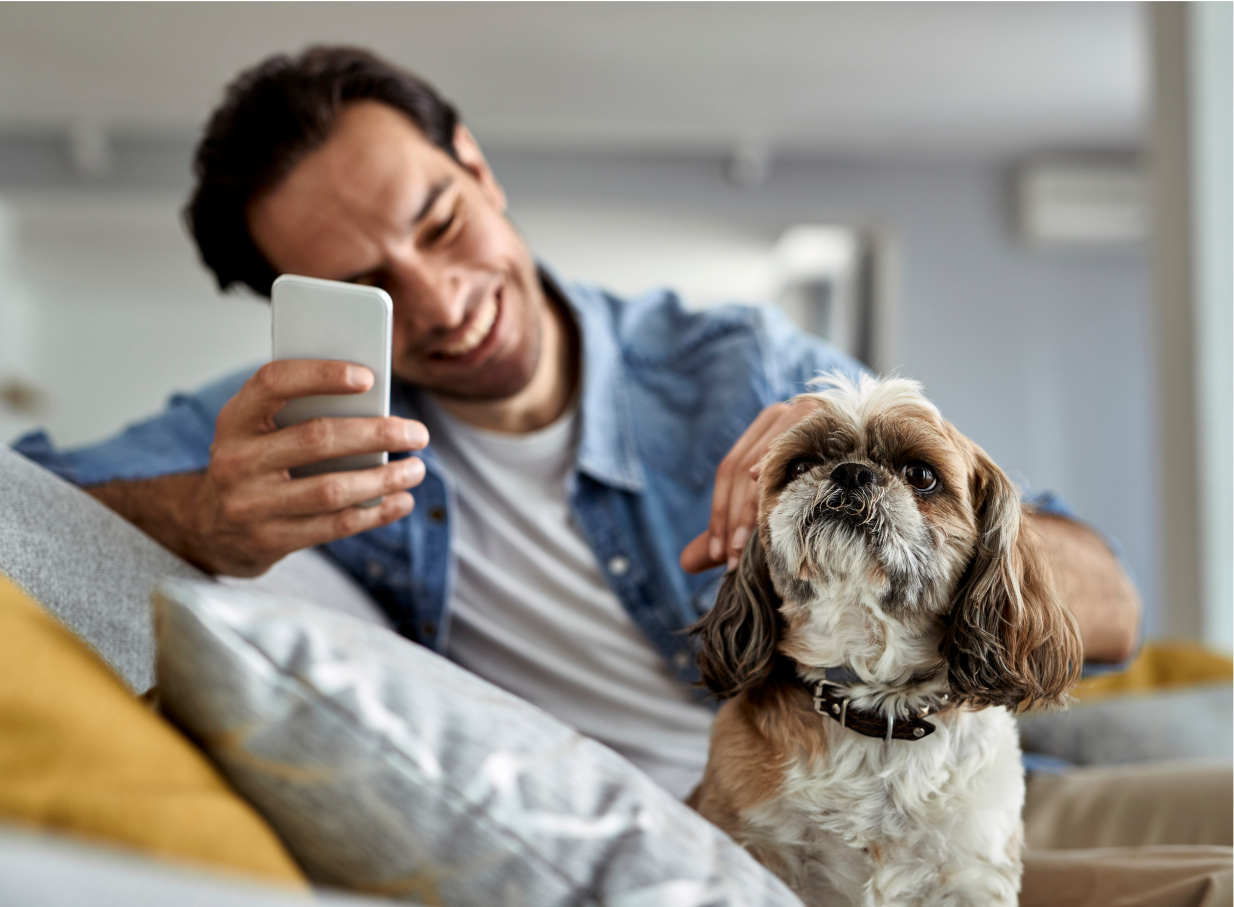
xmin=420 ymin=396 xmax=714 ymax=799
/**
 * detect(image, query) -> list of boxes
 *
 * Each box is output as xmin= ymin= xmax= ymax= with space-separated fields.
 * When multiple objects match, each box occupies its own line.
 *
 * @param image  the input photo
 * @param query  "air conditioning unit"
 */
xmin=1016 ymin=162 xmax=1147 ymax=247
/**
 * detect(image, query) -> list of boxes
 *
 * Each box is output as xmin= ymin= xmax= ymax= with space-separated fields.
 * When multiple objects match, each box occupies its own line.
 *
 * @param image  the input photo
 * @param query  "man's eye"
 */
xmin=423 ymin=211 xmax=456 ymax=244
xmin=902 ymin=462 xmax=937 ymax=492
xmin=786 ymin=459 xmax=818 ymax=481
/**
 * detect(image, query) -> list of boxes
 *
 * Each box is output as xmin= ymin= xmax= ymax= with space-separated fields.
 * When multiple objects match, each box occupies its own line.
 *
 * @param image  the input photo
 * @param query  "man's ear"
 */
xmin=690 ymin=530 xmax=783 ymax=700
xmin=452 ymin=124 xmax=507 ymax=213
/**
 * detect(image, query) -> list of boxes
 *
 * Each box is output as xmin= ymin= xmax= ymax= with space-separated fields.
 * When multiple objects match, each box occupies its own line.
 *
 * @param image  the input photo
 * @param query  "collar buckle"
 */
xmin=812 ymin=679 xmax=850 ymax=728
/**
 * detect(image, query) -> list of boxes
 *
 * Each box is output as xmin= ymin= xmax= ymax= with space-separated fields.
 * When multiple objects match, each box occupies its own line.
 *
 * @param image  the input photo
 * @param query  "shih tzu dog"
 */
xmin=689 ymin=372 xmax=1081 ymax=907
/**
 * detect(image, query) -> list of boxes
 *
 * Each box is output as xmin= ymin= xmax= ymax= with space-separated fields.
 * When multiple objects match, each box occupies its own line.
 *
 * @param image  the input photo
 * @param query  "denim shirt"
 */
xmin=13 ymin=270 xmax=865 ymax=688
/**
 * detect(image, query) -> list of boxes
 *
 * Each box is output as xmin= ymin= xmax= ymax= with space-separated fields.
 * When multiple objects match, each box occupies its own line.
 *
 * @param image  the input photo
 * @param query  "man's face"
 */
xmin=248 ymin=101 xmax=544 ymax=400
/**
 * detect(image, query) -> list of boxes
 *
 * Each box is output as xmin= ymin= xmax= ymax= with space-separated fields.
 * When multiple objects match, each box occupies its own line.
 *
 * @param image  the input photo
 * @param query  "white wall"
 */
xmin=0 ymin=193 xmax=269 ymax=448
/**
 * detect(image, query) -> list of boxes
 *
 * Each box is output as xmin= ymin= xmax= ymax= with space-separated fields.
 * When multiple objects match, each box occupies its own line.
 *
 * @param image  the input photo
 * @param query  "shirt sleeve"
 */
xmin=1024 ymin=489 xmax=1143 ymax=674
xmin=752 ymin=303 xmax=870 ymax=401
xmin=10 ymin=366 xmax=257 ymax=487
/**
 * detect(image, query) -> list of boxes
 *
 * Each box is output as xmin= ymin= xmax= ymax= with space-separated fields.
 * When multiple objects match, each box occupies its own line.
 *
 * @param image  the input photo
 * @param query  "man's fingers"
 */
xmin=215 ymin=457 xmax=423 ymax=525
xmin=750 ymin=453 xmax=767 ymax=481
xmin=721 ymin=428 xmax=780 ymax=570
xmin=275 ymin=458 xmax=425 ymax=518
xmin=702 ymin=396 xmax=826 ymax=571
xmin=258 ymin=416 xmax=429 ymax=472
xmin=302 ymin=490 xmax=414 ymax=546
xmin=222 ymin=359 xmax=373 ymax=435
xmin=680 ymin=531 xmax=714 ymax=574
xmin=208 ymin=417 xmax=426 ymax=495
xmin=244 ymin=491 xmax=415 ymax=561
xmin=719 ymin=405 xmax=802 ymax=565
xmin=706 ymin=403 xmax=790 ymax=560
xmin=723 ymin=479 xmax=754 ymax=571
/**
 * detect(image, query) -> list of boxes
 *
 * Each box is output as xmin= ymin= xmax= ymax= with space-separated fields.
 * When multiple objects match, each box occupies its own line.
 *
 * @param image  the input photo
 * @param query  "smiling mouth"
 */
xmin=431 ymin=291 xmax=500 ymax=360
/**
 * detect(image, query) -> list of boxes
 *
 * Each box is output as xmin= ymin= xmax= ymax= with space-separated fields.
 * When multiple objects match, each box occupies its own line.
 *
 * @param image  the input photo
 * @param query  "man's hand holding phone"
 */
xmin=196 ymin=358 xmax=427 ymax=577
xmin=86 ymin=275 xmax=424 ymax=578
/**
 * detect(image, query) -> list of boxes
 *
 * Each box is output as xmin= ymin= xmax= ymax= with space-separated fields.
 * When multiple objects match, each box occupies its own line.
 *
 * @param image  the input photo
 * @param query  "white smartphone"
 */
xmin=270 ymin=274 xmax=394 ymax=489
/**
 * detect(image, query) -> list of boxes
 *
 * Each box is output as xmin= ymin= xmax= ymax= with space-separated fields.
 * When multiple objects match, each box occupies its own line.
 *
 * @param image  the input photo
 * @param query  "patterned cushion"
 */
xmin=153 ymin=579 xmax=802 ymax=906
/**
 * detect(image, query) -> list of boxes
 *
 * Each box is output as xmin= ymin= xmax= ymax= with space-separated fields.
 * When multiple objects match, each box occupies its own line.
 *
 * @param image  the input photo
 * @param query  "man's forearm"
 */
xmin=1028 ymin=511 xmax=1141 ymax=663
xmin=86 ymin=473 xmax=221 ymax=574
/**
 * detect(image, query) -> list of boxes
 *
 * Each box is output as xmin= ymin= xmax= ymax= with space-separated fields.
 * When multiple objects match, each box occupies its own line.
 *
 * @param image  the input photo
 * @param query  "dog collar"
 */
xmin=809 ymin=668 xmax=950 ymax=742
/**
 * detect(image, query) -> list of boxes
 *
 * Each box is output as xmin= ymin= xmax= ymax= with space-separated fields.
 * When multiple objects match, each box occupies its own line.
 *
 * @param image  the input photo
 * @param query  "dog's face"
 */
xmin=694 ymin=373 xmax=1081 ymax=711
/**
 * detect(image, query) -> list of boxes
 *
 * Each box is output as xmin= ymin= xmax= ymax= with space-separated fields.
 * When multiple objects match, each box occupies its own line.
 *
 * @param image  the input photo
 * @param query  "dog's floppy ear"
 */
xmin=691 ymin=529 xmax=783 ymax=700
xmin=940 ymin=444 xmax=1082 ymax=711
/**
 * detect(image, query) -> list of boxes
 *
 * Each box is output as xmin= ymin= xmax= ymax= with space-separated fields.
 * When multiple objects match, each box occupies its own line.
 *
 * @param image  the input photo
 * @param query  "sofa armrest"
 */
xmin=0 ymin=444 xmax=203 ymax=693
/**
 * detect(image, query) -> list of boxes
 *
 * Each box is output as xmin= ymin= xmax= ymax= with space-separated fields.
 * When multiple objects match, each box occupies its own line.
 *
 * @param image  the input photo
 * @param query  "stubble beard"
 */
xmin=394 ymin=288 xmax=544 ymax=403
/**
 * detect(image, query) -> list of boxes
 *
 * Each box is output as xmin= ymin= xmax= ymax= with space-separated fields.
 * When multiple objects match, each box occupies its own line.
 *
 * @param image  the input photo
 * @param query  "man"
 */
xmin=15 ymin=47 xmax=1226 ymax=904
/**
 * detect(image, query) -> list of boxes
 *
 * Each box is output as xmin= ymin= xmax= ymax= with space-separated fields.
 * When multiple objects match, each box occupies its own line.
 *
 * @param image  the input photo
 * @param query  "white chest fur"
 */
xmin=738 ymin=707 xmax=1026 ymax=907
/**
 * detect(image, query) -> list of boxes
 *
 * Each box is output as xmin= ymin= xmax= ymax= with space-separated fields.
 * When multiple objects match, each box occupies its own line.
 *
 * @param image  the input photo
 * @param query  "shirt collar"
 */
xmin=540 ymin=264 xmax=646 ymax=493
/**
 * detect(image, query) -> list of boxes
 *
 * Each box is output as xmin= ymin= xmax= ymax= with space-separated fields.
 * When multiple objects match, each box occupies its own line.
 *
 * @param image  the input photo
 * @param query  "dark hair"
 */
xmin=185 ymin=46 xmax=460 ymax=297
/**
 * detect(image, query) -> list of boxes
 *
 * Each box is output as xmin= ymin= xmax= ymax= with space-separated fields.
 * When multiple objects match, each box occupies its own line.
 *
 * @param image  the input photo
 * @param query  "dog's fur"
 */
xmin=689 ymin=373 xmax=1081 ymax=907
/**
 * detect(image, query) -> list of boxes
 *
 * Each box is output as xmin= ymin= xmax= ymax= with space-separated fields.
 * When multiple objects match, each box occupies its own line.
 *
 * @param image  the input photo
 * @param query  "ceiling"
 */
xmin=0 ymin=2 xmax=1146 ymax=159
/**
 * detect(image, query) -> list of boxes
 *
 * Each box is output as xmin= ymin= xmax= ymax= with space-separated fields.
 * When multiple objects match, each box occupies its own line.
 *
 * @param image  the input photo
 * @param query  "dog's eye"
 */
xmin=786 ymin=458 xmax=818 ymax=481
xmin=902 ymin=462 xmax=937 ymax=492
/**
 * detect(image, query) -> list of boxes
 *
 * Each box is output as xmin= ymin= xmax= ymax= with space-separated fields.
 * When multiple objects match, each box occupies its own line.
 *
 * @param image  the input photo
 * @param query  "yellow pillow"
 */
xmin=0 ymin=573 xmax=305 ymax=886
xmin=1075 ymin=641 xmax=1234 ymax=702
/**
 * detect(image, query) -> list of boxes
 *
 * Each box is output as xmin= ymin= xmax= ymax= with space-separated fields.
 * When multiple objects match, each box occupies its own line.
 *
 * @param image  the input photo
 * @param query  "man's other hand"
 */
xmin=680 ymin=398 xmax=822 ymax=574
xmin=87 ymin=359 xmax=428 ymax=577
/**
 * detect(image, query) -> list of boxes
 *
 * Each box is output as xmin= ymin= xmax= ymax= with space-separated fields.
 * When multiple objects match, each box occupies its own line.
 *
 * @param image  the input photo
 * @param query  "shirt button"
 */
xmin=607 ymin=556 xmax=630 ymax=577
xmin=673 ymin=651 xmax=692 ymax=670
xmin=420 ymin=621 xmax=436 ymax=637
xmin=366 ymin=560 xmax=384 ymax=580
xmin=428 ymin=506 xmax=447 ymax=523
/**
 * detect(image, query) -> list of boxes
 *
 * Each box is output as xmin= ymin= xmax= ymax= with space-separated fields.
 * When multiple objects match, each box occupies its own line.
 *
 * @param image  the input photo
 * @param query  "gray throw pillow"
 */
xmin=153 ymin=580 xmax=802 ymax=907
xmin=0 ymin=444 xmax=203 ymax=693
xmin=1019 ymin=684 xmax=1234 ymax=765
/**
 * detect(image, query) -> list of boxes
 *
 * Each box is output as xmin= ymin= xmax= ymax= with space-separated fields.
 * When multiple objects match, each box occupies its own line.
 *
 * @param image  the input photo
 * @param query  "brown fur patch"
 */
xmin=691 ymin=678 xmax=830 ymax=840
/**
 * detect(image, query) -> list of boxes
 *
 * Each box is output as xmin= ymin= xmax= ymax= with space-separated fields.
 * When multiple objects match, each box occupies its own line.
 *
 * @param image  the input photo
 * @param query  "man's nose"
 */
xmin=830 ymin=463 xmax=878 ymax=490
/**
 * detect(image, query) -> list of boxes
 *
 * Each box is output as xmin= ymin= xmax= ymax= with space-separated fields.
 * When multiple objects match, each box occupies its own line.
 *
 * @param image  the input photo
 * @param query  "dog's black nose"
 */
xmin=830 ymin=463 xmax=878 ymax=490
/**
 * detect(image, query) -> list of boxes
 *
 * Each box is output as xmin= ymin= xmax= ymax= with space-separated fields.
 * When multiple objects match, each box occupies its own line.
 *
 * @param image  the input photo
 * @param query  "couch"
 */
xmin=4 ymin=440 xmax=1230 ymax=907
xmin=0 ymin=442 xmax=806 ymax=906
